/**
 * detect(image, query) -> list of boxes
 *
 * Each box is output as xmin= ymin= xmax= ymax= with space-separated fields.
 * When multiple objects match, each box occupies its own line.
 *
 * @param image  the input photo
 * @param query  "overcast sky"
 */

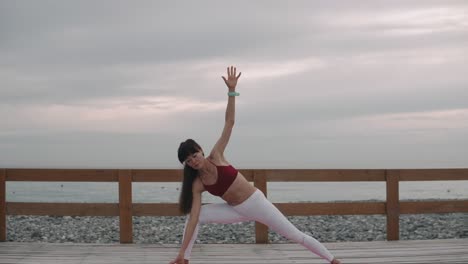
xmin=1 ymin=1 xmax=467 ymax=169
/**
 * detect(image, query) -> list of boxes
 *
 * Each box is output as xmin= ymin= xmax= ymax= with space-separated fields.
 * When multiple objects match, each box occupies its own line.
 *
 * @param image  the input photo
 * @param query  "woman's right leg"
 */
xmin=182 ymin=203 xmax=249 ymax=260
xmin=232 ymin=190 xmax=335 ymax=262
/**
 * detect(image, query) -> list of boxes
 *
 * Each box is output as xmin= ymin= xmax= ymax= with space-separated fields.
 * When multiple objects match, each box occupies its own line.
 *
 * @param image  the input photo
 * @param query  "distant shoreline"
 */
xmin=6 ymin=181 xmax=468 ymax=203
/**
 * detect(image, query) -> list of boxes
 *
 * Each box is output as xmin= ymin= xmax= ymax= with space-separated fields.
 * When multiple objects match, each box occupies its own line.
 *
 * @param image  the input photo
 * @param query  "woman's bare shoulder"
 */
xmin=192 ymin=177 xmax=205 ymax=193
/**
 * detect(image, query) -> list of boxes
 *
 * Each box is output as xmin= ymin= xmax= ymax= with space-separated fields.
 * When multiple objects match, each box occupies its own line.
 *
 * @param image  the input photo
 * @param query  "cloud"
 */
xmin=0 ymin=96 xmax=225 ymax=134
xmin=1 ymin=1 xmax=467 ymax=168
xmin=321 ymin=6 xmax=468 ymax=35
xmin=345 ymin=108 xmax=468 ymax=135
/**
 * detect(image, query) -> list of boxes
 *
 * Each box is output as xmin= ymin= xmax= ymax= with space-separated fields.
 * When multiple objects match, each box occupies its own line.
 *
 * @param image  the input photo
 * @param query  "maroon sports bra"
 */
xmin=203 ymin=160 xmax=238 ymax=197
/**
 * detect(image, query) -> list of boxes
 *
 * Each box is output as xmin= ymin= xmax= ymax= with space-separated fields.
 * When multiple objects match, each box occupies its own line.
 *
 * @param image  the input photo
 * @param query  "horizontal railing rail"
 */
xmin=1 ymin=168 xmax=467 ymax=243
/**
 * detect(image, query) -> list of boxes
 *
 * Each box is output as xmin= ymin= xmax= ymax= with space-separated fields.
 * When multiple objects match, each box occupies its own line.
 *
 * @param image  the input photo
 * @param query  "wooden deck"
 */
xmin=1 ymin=239 xmax=467 ymax=264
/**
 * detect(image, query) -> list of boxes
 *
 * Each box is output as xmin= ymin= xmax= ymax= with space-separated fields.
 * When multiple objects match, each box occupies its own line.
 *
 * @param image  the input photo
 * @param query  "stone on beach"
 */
xmin=6 ymin=213 xmax=467 ymax=243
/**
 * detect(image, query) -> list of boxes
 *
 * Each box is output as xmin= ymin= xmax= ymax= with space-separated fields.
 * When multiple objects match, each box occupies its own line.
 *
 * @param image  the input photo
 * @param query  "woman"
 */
xmin=170 ymin=66 xmax=341 ymax=264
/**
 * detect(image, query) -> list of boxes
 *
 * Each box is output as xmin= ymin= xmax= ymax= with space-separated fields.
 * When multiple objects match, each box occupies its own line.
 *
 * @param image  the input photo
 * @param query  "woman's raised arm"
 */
xmin=210 ymin=66 xmax=242 ymax=158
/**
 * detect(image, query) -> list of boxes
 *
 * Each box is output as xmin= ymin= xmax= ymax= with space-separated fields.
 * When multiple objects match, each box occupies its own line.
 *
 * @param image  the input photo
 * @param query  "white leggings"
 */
xmin=183 ymin=189 xmax=334 ymax=262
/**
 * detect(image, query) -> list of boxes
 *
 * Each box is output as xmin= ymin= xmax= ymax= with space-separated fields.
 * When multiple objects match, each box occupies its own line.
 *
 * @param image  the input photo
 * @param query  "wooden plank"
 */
xmin=254 ymin=170 xmax=268 ymax=244
xmin=1 ymin=239 xmax=468 ymax=264
xmin=397 ymin=168 xmax=468 ymax=181
xmin=133 ymin=203 xmax=182 ymax=216
xmin=5 ymin=168 xmax=467 ymax=182
xmin=0 ymin=169 xmax=5 ymax=241
xmin=5 ymin=169 xmax=118 ymax=181
xmin=131 ymin=169 xmax=183 ymax=182
xmin=386 ymin=170 xmax=400 ymax=241
xmin=6 ymin=199 xmax=463 ymax=217
xmin=6 ymin=202 xmax=118 ymax=216
xmin=400 ymin=200 xmax=468 ymax=214
xmin=265 ymin=169 xmax=386 ymax=182
xmin=131 ymin=169 xmax=254 ymax=182
xmin=275 ymin=202 xmax=386 ymax=215
xmin=5 ymin=201 xmax=386 ymax=217
xmin=119 ymin=170 xmax=133 ymax=243
xmin=109 ymin=202 xmax=387 ymax=217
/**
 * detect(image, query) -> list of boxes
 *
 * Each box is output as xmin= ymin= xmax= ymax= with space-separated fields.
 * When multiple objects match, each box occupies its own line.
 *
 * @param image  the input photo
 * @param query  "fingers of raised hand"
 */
xmin=227 ymin=66 xmax=239 ymax=78
xmin=227 ymin=66 xmax=233 ymax=78
xmin=224 ymin=66 xmax=241 ymax=83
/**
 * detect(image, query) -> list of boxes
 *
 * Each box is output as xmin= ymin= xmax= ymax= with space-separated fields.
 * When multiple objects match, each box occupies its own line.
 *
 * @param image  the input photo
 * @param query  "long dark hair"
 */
xmin=177 ymin=139 xmax=202 ymax=215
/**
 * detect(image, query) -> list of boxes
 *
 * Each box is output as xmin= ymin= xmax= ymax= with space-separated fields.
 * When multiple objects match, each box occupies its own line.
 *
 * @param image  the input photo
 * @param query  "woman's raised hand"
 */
xmin=222 ymin=66 xmax=241 ymax=91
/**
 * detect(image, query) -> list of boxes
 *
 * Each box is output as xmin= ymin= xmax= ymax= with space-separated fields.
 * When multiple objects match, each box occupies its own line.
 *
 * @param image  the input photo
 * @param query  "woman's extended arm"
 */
xmin=210 ymin=66 xmax=242 ymax=158
xmin=169 ymin=180 xmax=203 ymax=264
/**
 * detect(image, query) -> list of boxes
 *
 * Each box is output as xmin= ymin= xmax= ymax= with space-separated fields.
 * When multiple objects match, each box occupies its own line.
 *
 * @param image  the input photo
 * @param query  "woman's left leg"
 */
xmin=232 ymin=190 xmax=335 ymax=263
xmin=182 ymin=202 xmax=250 ymax=260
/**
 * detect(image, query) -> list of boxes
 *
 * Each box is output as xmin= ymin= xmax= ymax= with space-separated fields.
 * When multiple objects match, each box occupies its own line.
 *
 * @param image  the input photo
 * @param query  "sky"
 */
xmin=1 ymin=0 xmax=467 ymax=169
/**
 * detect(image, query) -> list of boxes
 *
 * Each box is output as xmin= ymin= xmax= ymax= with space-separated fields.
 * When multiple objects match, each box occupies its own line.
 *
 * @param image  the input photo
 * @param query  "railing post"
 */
xmin=0 ymin=169 xmax=6 ymax=242
xmin=118 ymin=170 xmax=133 ymax=243
xmin=253 ymin=170 xmax=268 ymax=244
xmin=386 ymin=170 xmax=400 ymax=241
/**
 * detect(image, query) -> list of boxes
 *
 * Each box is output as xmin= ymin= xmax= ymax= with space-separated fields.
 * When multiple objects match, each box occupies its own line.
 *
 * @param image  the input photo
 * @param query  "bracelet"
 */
xmin=228 ymin=91 xmax=240 ymax=96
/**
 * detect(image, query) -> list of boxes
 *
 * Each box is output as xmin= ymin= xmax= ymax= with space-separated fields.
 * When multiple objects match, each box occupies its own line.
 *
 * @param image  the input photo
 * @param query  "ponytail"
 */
xmin=179 ymin=165 xmax=198 ymax=214
xmin=177 ymin=139 xmax=203 ymax=214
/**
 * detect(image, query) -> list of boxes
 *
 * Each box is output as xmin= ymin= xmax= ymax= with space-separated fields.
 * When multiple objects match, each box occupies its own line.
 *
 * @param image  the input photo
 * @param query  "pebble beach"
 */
xmin=7 ymin=213 xmax=468 ymax=244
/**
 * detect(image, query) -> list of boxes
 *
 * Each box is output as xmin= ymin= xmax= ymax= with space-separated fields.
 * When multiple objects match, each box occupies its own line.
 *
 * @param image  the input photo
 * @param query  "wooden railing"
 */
xmin=1 ymin=168 xmax=468 ymax=243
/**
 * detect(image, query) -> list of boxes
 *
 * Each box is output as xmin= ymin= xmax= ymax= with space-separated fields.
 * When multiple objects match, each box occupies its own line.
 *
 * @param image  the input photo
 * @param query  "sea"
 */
xmin=6 ymin=181 xmax=468 ymax=204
